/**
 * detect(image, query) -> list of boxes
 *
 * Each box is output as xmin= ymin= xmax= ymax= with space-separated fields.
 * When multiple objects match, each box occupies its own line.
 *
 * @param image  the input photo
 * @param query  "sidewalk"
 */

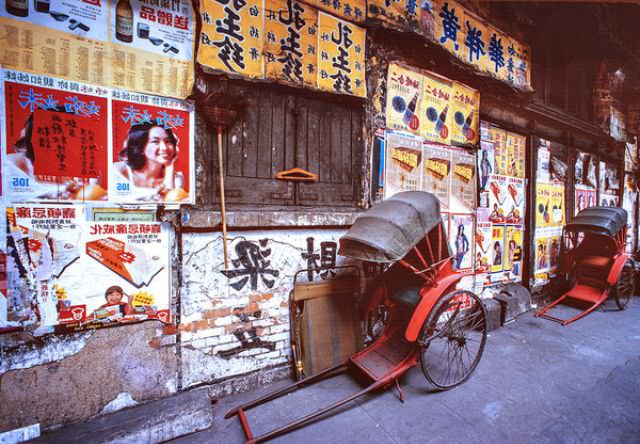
xmin=174 ymin=299 xmax=640 ymax=444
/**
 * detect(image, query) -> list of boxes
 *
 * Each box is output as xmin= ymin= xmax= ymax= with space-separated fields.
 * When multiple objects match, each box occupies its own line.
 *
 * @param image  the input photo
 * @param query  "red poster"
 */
xmin=4 ymin=81 xmax=109 ymax=201
xmin=111 ymin=98 xmax=193 ymax=203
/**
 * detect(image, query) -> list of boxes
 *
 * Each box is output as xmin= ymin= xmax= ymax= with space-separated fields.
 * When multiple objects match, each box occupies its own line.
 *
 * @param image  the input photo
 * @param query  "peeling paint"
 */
xmin=0 ymin=332 xmax=91 ymax=373
xmin=100 ymin=393 xmax=139 ymax=415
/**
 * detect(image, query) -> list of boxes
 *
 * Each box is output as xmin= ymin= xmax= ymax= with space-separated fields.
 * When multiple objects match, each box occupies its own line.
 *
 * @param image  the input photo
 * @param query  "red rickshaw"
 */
xmin=536 ymin=206 xmax=634 ymax=325
xmin=225 ymin=191 xmax=488 ymax=443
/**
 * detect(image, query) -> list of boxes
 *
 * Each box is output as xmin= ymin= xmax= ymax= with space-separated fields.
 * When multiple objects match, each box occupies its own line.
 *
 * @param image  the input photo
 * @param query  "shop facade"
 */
xmin=0 ymin=0 xmax=638 ymax=435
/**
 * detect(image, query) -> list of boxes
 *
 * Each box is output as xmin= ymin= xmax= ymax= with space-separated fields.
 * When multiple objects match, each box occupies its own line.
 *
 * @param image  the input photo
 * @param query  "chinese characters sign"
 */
xmin=2 ymin=69 xmax=196 ymax=204
xmin=198 ymin=0 xmax=367 ymax=97
xmin=0 ymin=1 xmax=195 ymax=99
xmin=432 ymin=0 xmax=530 ymax=89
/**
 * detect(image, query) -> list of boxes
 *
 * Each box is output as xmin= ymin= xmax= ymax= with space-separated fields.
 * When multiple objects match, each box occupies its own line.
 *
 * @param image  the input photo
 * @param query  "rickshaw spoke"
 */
xmin=419 ymin=290 xmax=487 ymax=390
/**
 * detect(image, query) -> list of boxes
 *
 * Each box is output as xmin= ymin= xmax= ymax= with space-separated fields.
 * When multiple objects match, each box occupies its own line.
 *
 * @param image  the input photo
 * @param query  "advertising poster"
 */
xmin=535 ymin=234 xmax=549 ymax=273
xmin=2 ymin=71 xmax=109 ymax=202
xmin=478 ymin=140 xmax=494 ymax=194
xmin=420 ymin=70 xmax=453 ymax=145
xmin=491 ymin=224 xmax=505 ymax=273
xmin=263 ymin=0 xmax=318 ymax=88
xmin=505 ymin=225 xmax=523 ymax=280
xmin=450 ymin=148 xmax=476 ymax=213
xmin=450 ymin=82 xmax=479 ymax=146
xmin=575 ymin=184 xmax=596 ymax=215
xmin=475 ymin=221 xmax=492 ymax=273
xmin=536 ymin=182 xmax=565 ymax=227
xmin=625 ymin=141 xmax=637 ymax=172
xmin=599 ymin=193 xmax=620 ymax=208
xmin=622 ymin=173 xmax=637 ymax=252
xmin=548 ymin=232 xmax=561 ymax=271
xmin=386 ymin=63 xmax=424 ymax=134
xmin=487 ymin=175 xmax=507 ymax=224
xmin=0 ymin=1 xmax=195 ymax=99
xmin=536 ymin=139 xmax=551 ymax=183
xmin=82 ymin=221 xmax=171 ymax=327
xmin=505 ymin=177 xmax=525 ymax=224
xmin=2 ymin=206 xmax=172 ymax=334
xmin=449 ymin=213 xmax=473 ymax=270
xmin=533 ymin=226 xmax=562 ymax=285
xmin=367 ymin=0 xmax=425 ymax=33
xmin=383 ymin=131 xmax=423 ymax=198
xmin=423 ymin=142 xmax=450 ymax=210
xmin=110 ymin=90 xmax=195 ymax=204
xmin=506 ymin=131 xmax=525 ymax=178
xmin=489 ymin=125 xmax=508 ymax=176
xmin=317 ymin=12 xmax=366 ymax=97
xmin=5 ymin=204 xmax=84 ymax=333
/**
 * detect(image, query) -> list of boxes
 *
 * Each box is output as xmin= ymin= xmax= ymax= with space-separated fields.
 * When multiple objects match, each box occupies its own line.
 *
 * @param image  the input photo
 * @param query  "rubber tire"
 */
xmin=418 ymin=290 xmax=487 ymax=391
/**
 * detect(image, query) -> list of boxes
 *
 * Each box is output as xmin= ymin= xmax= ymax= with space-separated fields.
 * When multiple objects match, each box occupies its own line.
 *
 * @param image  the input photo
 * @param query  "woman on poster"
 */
xmin=508 ymin=239 xmax=521 ymax=276
xmin=7 ymin=114 xmax=35 ymax=177
xmin=114 ymin=123 xmax=186 ymax=201
xmin=493 ymin=241 xmax=502 ymax=267
xmin=454 ymin=224 xmax=469 ymax=268
xmin=480 ymin=149 xmax=492 ymax=191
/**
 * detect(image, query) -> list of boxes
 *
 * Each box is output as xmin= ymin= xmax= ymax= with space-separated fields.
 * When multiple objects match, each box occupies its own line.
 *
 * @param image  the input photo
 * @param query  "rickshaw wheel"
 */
xmin=611 ymin=260 xmax=635 ymax=310
xmin=418 ymin=290 xmax=487 ymax=390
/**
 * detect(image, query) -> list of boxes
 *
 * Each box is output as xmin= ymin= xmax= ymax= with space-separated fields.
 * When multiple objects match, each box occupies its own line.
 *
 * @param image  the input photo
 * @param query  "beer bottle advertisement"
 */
xmin=450 ymin=81 xmax=480 ymax=146
xmin=385 ymin=63 xmax=424 ymax=134
xmin=1 ymin=0 xmax=108 ymax=41
xmin=420 ymin=70 xmax=453 ymax=145
xmin=109 ymin=0 xmax=194 ymax=62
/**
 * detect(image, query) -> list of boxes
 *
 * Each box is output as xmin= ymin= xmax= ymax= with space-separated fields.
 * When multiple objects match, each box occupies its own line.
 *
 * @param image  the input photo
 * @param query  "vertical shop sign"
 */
xmin=2 ymin=71 xmax=109 ymax=202
xmin=304 ymin=0 xmax=365 ymax=24
xmin=264 ymin=0 xmax=318 ymax=87
xmin=110 ymin=90 xmax=195 ymax=204
xmin=383 ymin=130 xmax=423 ymax=198
xmin=386 ymin=63 xmax=423 ymax=134
xmin=367 ymin=0 xmax=424 ymax=33
xmin=198 ymin=0 xmax=264 ymax=78
xmin=450 ymin=82 xmax=479 ymax=146
xmin=317 ymin=12 xmax=366 ymax=97
xmin=420 ymin=70 xmax=453 ymax=144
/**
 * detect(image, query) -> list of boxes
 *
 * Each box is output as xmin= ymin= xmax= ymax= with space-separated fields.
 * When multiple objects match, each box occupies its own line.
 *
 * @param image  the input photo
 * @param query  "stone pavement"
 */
xmin=173 ymin=298 xmax=640 ymax=444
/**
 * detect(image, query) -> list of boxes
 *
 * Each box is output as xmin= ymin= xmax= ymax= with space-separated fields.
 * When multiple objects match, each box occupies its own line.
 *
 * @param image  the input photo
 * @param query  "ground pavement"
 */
xmin=174 ymin=298 xmax=640 ymax=444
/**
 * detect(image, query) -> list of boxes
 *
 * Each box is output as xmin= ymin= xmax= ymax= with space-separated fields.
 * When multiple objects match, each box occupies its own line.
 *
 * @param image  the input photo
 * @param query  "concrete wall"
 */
xmin=0 ymin=321 xmax=178 ymax=432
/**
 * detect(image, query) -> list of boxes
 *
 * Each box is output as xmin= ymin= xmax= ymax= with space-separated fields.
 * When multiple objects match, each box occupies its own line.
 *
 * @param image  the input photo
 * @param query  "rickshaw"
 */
xmin=225 ymin=191 xmax=488 ymax=443
xmin=536 ymin=206 xmax=634 ymax=326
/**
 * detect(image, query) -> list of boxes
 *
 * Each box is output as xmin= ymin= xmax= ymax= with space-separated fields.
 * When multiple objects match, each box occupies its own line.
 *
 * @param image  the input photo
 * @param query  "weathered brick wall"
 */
xmin=179 ymin=228 xmax=362 ymax=391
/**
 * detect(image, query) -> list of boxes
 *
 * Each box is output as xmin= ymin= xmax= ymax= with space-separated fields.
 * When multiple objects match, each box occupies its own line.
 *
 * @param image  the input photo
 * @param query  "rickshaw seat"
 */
xmin=575 ymin=255 xmax=612 ymax=270
xmin=390 ymin=286 xmax=422 ymax=307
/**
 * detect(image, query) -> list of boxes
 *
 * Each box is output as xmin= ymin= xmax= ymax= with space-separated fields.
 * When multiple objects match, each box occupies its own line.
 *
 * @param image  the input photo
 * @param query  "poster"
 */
xmin=383 ymin=130 xmax=423 ymax=198
xmin=264 ymin=0 xmax=318 ymax=88
xmin=487 ymin=175 xmax=507 ymax=224
xmin=110 ymin=90 xmax=195 ymax=204
xmin=449 ymin=213 xmax=473 ymax=270
xmin=489 ymin=125 xmax=508 ymax=176
xmin=535 ymin=182 xmax=565 ymax=227
xmin=505 ymin=177 xmax=525 ymax=224
xmin=420 ymin=70 xmax=453 ymax=144
xmin=367 ymin=0 xmax=425 ymax=33
xmin=505 ymin=131 xmax=525 ymax=178
xmin=0 ymin=0 xmax=195 ymax=99
xmin=5 ymin=205 xmax=84 ymax=333
xmin=2 ymin=205 xmax=172 ymax=334
xmin=386 ymin=63 xmax=424 ymax=134
xmin=475 ymin=221 xmax=492 ymax=273
xmin=423 ymin=142 xmax=450 ymax=210
xmin=505 ymin=225 xmax=523 ymax=281
xmin=599 ymin=193 xmax=620 ymax=208
xmin=317 ymin=12 xmax=366 ymax=97
xmin=491 ymin=224 xmax=504 ymax=273
xmin=198 ymin=0 xmax=264 ymax=79
xmin=575 ymin=184 xmax=596 ymax=215
xmin=2 ymin=71 xmax=109 ymax=202
xmin=450 ymin=82 xmax=479 ymax=146
xmin=533 ymin=226 xmax=562 ymax=286
xmin=478 ymin=140 xmax=494 ymax=194
xmin=623 ymin=173 xmax=637 ymax=253
xmin=450 ymin=148 xmax=476 ymax=213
